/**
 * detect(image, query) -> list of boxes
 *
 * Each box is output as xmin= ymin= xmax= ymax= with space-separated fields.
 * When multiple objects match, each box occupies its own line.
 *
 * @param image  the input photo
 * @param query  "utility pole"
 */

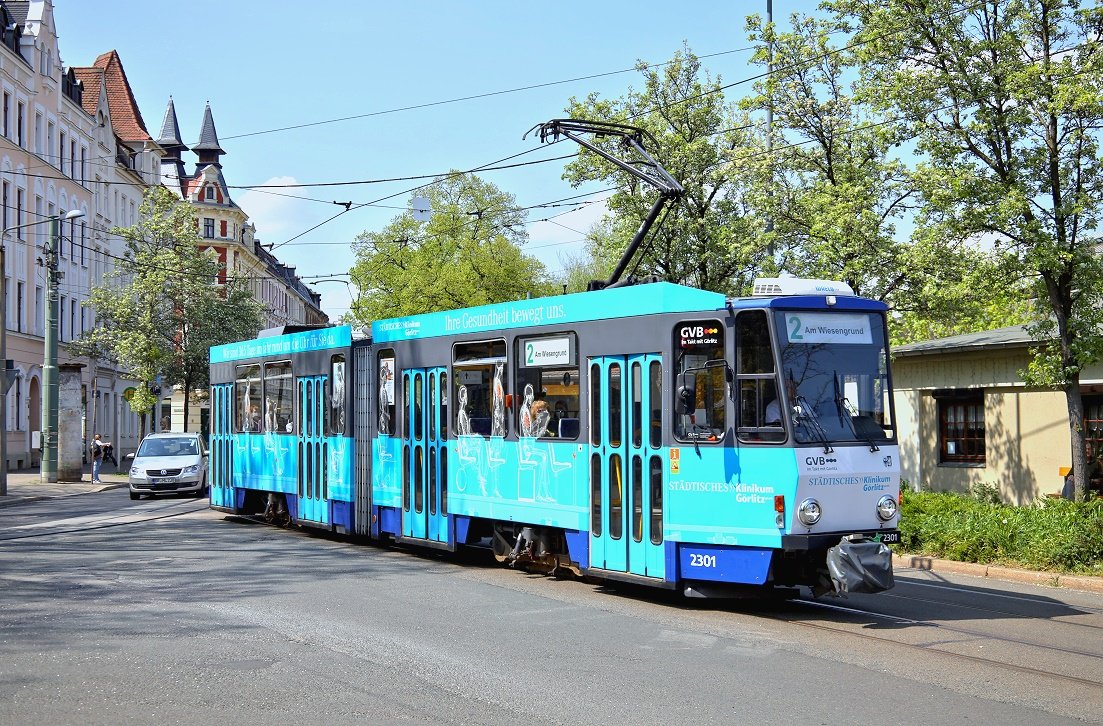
xmin=41 ymin=209 xmax=84 ymax=483
xmin=0 ymin=242 xmax=6 ymax=496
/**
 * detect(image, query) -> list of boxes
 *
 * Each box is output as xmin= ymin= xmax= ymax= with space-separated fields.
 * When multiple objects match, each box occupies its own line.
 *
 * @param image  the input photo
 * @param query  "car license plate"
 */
xmin=149 ymin=477 xmax=164 ymax=485
xmin=876 ymin=531 xmax=900 ymax=544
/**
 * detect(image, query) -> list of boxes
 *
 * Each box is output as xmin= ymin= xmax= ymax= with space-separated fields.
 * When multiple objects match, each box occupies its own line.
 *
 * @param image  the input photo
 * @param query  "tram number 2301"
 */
xmin=689 ymin=553 xmax=717 ymax=568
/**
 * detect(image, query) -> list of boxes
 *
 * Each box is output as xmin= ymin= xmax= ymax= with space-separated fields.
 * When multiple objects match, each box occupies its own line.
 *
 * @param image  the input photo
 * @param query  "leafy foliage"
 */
xmin=347 ymin=173 xmax=552 ymax=324
xmin=898 ymin=487 xmax=1103 ymax=574
xmin=562 ymin=47 xmax=772 ymax=296
xmin=829 ymin=0 xmax=1103 ymax=498
xmin=74 ymin=186 xmax=264 ymax=420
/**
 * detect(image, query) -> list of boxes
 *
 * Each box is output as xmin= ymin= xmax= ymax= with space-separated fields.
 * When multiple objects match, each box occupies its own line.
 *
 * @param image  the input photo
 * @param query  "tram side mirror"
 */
xmin=675 ymin=373 xmax=696 ymax=416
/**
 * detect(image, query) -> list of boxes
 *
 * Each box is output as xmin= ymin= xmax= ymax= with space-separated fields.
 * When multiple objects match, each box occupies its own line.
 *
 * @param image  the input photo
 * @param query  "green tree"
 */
xmin=348 ymin=173 xmax=552 ymax=323
xmin=74 ymin=186 xmax=264 ymax=434
xmin=562 ymin=47 xmax=771 ymax=296
xmin=830 ymin=0 xmax=1103 ymax=499
xmin=744 ymin=11 xmax=1028 ymax=342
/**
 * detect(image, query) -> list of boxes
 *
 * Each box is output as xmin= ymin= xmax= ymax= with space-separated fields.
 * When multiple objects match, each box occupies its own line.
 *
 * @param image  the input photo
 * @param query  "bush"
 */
xmin=898 ymin=488 xmax=1103 ymax=575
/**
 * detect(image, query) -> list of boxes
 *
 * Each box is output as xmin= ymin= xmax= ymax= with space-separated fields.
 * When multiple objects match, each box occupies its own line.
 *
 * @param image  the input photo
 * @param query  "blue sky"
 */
xmin=54 ymin=1 xmax=817 ymax=320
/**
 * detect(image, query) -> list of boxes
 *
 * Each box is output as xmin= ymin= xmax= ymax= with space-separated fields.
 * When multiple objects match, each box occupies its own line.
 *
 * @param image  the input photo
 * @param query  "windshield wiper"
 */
xmin=793 ymin=396 xmax=833 ymax=454
xmin=833 ymin=372 xmax=880 ymax=452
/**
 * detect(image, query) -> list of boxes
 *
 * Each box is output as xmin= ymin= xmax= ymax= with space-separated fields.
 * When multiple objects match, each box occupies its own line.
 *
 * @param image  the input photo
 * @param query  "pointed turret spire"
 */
xmin=193 ymin=102 xmax=226 ymax=166
xmin=156 ymin=96 xmax=187 ymax=159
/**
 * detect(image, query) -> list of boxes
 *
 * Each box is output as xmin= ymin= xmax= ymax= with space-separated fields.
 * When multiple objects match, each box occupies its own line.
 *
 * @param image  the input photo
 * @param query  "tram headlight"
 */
xmin=797 ymin=498 xmax=822 ymax=526
xmin=876 ymin=495 xmax=898 ymax=521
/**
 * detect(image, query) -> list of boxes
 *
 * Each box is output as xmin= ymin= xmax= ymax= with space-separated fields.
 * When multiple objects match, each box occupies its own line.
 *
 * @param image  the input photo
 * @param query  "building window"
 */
xmin=34 ymin=286 xmax=42 ymax=336
xmin=2 ymin=92 xmax=8 ymax=138
xmin=57 ymin=211 xmax=66 ymax=259
xmin=937 ymin=391 xmax=985 ymax=464
xmin=203 ymin=218 xmax=215 ymax=238
xmin=205 ymin=185 xmax=216 ymax=200
xmin=17 ymin=102 xmax=24 ymax=148
xmin=1 ymin=181 xmax=8 ymax=230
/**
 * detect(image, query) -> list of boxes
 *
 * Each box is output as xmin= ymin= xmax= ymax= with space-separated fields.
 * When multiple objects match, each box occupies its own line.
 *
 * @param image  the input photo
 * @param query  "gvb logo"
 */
xmin=806 ymin=456 xmax=838 ymax=466
xmin=680 ymin=326 xmax=719 ymax=338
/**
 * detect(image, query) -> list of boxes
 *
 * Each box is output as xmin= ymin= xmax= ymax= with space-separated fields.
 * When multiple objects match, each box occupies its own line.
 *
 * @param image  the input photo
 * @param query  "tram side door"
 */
xmin=401 ymin=367 xmax=448 ymax=543
xmin=209 ymin=383 xmax=234 ymax=509
xmin=297 ymin=375 xmax=329 ymax=525
xmin=589 ymin=354 xmax=665 ymax=577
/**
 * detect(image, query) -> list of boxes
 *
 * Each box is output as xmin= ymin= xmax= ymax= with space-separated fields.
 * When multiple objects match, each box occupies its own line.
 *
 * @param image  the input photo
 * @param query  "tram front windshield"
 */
xmin=773 ymin=310 xmax=895 ymax=445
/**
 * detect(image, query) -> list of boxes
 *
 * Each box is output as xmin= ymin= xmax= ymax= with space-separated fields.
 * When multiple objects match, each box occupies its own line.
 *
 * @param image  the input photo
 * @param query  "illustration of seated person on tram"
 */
xmin=515 ymin=362 xmax=581 ymax=440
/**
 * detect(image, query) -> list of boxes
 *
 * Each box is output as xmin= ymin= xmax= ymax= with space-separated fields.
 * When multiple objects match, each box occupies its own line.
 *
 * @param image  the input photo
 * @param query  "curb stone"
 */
xmin=894 ymin=553 xmax=1103 ymax=595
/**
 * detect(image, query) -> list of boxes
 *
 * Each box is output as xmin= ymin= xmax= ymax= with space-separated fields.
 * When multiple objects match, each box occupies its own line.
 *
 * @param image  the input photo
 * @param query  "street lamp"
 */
xmin=0 ymin=209 xmax=87 ymax=492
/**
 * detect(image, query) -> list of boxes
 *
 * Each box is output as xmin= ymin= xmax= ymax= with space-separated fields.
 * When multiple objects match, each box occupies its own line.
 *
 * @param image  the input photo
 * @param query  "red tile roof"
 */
xmin=71 ymin=67 xmax=102 ymax=117
xmin=89 ymin=50 xmax=151 ymax=142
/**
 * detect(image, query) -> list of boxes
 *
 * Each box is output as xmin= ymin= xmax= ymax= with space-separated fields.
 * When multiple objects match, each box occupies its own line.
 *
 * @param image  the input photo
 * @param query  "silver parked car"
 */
xmin=128 ymin=432 xmax=208 ymax=500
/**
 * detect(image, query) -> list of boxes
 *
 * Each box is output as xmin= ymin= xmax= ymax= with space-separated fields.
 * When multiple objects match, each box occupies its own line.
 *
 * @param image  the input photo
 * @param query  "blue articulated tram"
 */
xmin=209 ymin=276 xmax=900 ymax=597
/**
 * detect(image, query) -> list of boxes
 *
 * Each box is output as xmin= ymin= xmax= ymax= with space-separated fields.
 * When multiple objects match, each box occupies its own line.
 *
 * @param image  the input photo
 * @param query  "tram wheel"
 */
xmin=491 ymin=527 xmax=512 ymax=563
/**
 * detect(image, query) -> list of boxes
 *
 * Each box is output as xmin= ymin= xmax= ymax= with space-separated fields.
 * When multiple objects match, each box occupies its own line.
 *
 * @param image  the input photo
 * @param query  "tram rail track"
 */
xmin=782 ymin=597 xmax=1103 ymax=689
xmin=880 ymin=586 xmax=1103 ymax=629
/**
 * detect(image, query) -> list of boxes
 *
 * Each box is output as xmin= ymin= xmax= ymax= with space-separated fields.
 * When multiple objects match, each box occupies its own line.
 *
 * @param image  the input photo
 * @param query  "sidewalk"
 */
xmin=0 ymin=465 xmax=127 ymax=508
xmin=893 ymin=553 xmax=1103 ymax=595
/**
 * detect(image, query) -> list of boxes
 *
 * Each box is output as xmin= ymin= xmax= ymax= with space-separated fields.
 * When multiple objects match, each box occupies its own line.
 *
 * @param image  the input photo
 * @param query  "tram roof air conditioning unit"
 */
xmin=752 ymin=278 xmax=855 ymax=297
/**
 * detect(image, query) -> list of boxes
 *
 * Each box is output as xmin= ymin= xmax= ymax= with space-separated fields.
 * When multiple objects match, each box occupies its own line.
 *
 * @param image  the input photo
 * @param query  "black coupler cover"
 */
xmin=826 ymin=536 xmax=895 ymax=595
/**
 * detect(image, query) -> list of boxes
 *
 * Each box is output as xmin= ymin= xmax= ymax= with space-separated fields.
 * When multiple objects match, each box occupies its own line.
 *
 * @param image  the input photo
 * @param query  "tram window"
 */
xmin=609 ymin=454 xmax=623 ymax=540
xmin=414 ymin=373 xmax=424 ymax=441
xmin=649 ymin=361 xmax=662 ymax=449
xmin=736 ymin=311 xmax=785 ymax=444
xmin=429 ymin=373 xmax=437 ymax=440
xmin=673 ymin=319 xmax=726 ymax=442
xmin=440 ymin=449 xmax=448 ymax=514
xmin=414 ymin=446 xmax=424 ymax=513
xmin=440 ymin=373 xmax=448 ymax=439
xmin=590 ymin=454 xmax=602 ymax=536
xmin=590 ymin=363 xmax=602 ymax=447
xmin=403 ymin=375 xmax=411 ymax=442
xmin=739 ymin=310 xmax=774 ymax=373
xmin=632 ymin=455 xmax=643 ymax=543
xmin=514 ymin=333 xmax=580 ymax=439
xmin=236 ymin=364 xmax=261 ymax=433
xmin=649 ymin=455 xmax=663 ymax=545
xmin=263 ymin=361 xmax=293 ymax=434
xmin=453 ymin=339 xmax=507 ymax=438
xmin=609 ymin=363 xmax=623 ymax=448
xmin=378 ymin=351 xmax=395 ymax=436
xmin=330 ymin=355 xmax=346 ymax=436
xmin=631 ymin=362 xmax=642 ymax=449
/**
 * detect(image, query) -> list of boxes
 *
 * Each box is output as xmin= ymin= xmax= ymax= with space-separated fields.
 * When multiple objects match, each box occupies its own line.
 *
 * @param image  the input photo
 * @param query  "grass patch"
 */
xmin=898 ymin=486 xmax=1103 ymax=575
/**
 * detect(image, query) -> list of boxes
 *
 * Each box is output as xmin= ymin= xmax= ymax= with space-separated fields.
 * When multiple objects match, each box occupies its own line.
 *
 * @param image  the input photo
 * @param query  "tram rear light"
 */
xmin=774 ymin=495 xmax=785 ymax=513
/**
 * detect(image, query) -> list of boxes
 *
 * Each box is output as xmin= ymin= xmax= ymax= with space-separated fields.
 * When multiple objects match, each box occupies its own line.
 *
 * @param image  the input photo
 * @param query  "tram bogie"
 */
xmin=209 ymin=278 xmax=899 ymax=598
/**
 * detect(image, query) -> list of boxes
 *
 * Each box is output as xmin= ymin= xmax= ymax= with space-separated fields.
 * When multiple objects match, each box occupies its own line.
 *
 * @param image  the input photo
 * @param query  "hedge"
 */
xmin=897 ymin=486 xmax=1103 ymax=575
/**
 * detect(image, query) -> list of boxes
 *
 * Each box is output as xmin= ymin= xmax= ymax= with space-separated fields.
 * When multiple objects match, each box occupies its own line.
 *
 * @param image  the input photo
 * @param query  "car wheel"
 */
xmin=129 ymin=491 xmax=139 ymax=500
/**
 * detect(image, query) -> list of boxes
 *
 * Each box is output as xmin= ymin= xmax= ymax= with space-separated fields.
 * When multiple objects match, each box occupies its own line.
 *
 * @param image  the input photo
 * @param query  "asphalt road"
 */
xmin=1 ymin=490 xmax=1100 ymax=725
